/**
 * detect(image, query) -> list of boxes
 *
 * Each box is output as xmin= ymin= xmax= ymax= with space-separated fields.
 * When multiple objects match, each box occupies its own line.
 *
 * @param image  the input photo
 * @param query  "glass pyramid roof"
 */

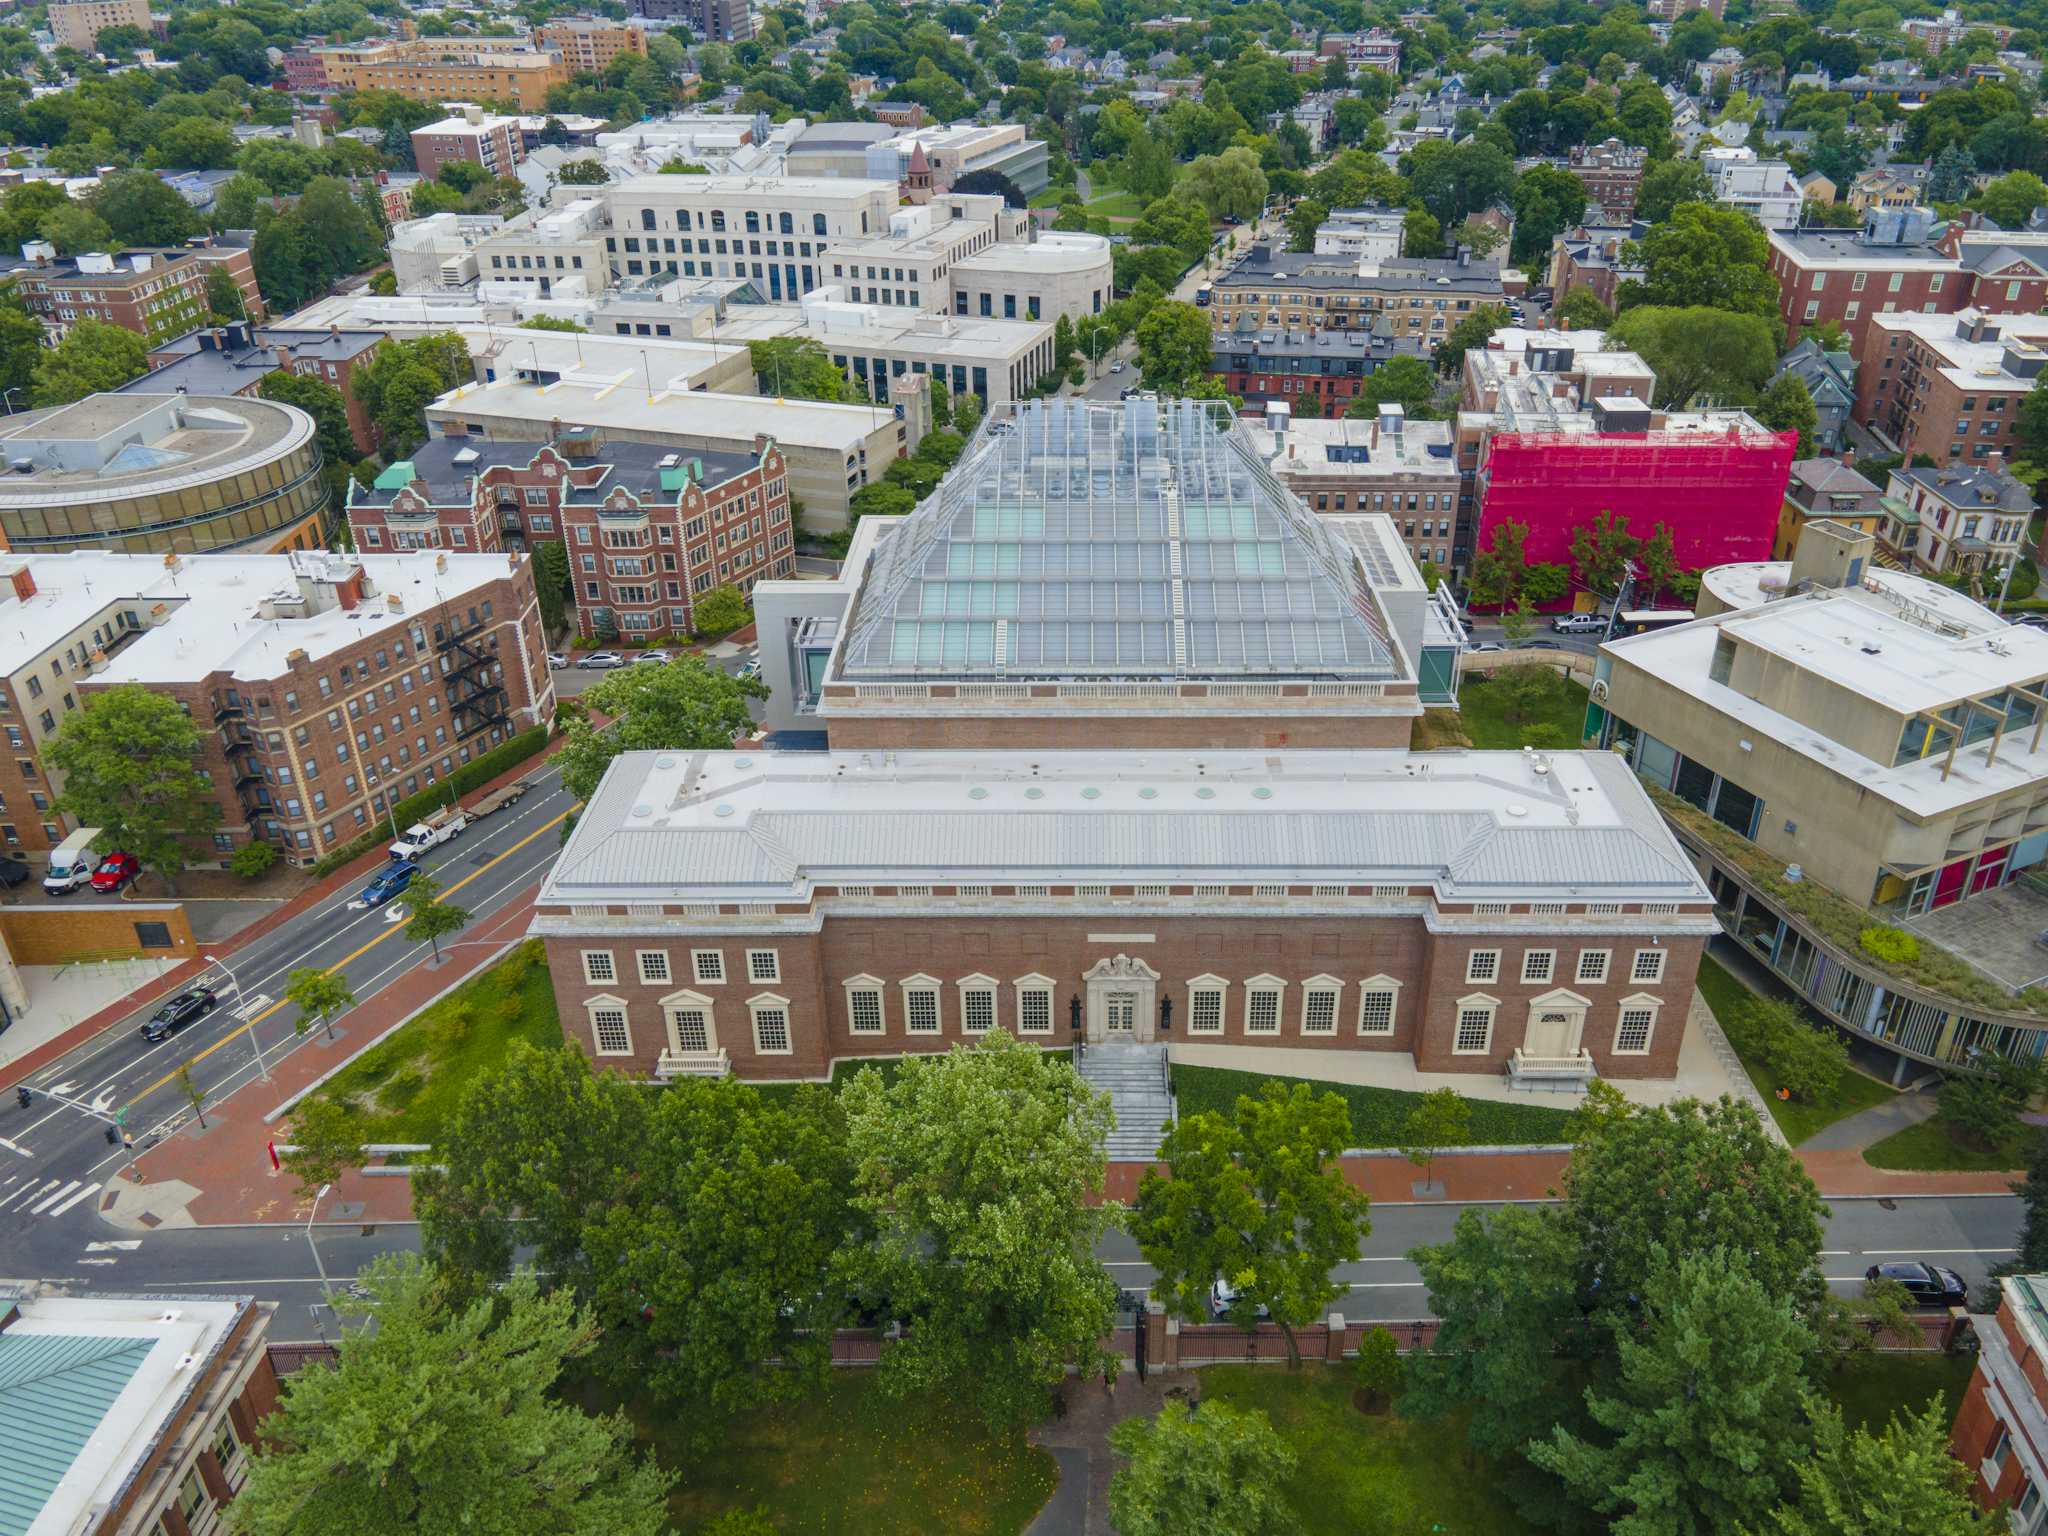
xmin=838 ymin=399 xmax=1397 ymax=681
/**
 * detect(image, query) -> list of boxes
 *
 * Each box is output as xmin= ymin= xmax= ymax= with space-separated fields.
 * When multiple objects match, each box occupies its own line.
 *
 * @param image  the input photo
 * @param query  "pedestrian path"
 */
xmin=1799 ymin=1090 xmax=1938 ymax=1153
xmin=0 ymin=1172 xmax=102 ymax=1219
xmin=1078 ymin=1043 xmax=1174 ymax=1161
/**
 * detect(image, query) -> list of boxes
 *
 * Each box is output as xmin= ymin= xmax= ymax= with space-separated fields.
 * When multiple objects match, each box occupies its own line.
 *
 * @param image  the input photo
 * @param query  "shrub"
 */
xmin=1352 ymin=1325 xmax=1402 ymax=1412
xmin=431 ymin=1003 xmax=474 ymax=1050
xmin=380 ymin=1067 xmax=426 ymax=1110
xmin=1859 ymin=925 xmax=1921 ymax=965
xmin=229 ymin=842 xmax=278 ymax=880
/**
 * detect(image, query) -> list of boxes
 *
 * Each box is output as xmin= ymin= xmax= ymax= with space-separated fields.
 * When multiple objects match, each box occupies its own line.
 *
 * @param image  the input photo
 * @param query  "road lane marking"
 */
xmin=84 ymin=1239 xmax=140 ymax=1252
xmin=0 ymin=1179 xmax=52 ymax=1212
xmin=47 ymin=1182 xmax=101 ymax=1217
xmin=29 ymin=1180 xmax=79 ymax=1215
xmin=0 ymin=1135 xmax=31 ymax=1158
xmin=75 ymin=1258 xmax=118 ymax=1266
xmin=124 ymin=805 xmax=575 ymax=1109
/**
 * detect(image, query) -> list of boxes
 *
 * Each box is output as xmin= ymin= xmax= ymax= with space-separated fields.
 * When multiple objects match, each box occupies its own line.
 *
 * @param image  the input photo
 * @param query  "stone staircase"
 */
xmin=1078 ymin=1042 xmax=1175 ymax=1161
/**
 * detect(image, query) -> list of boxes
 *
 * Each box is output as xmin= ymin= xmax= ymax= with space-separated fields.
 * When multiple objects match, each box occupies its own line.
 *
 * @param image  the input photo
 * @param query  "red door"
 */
xmin=1933 ymin=857 xmax=1971 ymax=908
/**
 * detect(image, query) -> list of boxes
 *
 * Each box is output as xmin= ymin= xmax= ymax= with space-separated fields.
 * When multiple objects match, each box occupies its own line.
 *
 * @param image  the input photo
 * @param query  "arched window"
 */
xmin=812 ymin=213 xmax=827 ymax=236
xmin=711 ymin=210 xmax=727 ymax=232
xmin=779 ymin=211 xmax=793 ymax=234
xmin=745 ymin=211 xmax=760 ymax=233
xmin=639 ymin=208 xmax=655 ymax=231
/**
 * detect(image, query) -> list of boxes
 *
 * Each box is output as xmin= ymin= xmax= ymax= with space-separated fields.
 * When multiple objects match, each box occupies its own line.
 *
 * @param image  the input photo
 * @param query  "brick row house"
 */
xmin=346 ymin=434 xmax=794 ymax=639
xmin=11 ymin=241 xmax=262 ymax=344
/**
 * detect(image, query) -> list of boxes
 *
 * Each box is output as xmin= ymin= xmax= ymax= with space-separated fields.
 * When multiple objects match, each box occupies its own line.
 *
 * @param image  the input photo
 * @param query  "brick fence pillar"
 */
xmin=1325 ymin=1312 xmax=1348 ymax=1363
xmin=1161 ymin=1312 xmax=1180 ymax=1369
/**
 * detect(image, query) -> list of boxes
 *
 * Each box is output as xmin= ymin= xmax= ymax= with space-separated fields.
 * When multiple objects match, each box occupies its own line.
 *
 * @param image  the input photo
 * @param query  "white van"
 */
xmin=43 ymin=827 xmax=101 ymax=895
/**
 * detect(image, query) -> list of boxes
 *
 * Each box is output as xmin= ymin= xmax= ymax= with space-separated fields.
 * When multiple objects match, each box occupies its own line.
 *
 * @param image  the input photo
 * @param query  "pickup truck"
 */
xmin=468 ymin=778 xmax=533 ymax=819
xmin=388 ymin=807 xmax=468 ymax=860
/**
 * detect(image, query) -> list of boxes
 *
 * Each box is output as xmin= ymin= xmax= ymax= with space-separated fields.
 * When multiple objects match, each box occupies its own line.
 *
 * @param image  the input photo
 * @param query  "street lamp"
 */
xmin=1997 ymin=560 xmax=2018 ymax=615
xmin=204 ymin=952 xmax=267 ymax=1082
xmin=306 ymin=1182 xmax=334 ymax=1304
xmin=0 ymin=387 xmax=20 ymax=416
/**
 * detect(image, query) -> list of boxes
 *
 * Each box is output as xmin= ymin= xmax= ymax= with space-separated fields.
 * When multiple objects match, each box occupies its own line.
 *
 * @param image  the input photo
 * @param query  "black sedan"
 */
xmin=139 ymin=987 xmax=219 ymax=1043
xmin=0 ymin=858 xmax=28 ymax=889
xmin=1865 ymin=1260 xmax=1968 ymax=1308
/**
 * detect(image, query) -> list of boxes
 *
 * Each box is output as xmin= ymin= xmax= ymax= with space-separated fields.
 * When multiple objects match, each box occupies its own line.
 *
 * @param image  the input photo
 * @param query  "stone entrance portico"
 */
xmin=1084 ymin=954 xmax=1159 ymax=1043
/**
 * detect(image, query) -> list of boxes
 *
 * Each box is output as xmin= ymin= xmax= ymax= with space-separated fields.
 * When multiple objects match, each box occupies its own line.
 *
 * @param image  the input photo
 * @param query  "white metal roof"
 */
xmin=541 ymin=746 xmax=1711 ymax=904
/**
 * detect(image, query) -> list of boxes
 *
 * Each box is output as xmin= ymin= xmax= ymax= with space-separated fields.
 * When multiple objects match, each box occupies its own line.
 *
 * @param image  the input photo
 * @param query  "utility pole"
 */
xmin=16 ymin=1084 xmax=139 ymax=1176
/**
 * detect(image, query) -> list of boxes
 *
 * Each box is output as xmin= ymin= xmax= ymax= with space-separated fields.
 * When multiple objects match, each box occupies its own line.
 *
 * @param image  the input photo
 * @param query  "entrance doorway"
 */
xmin=1105 ymin=993 xmax=1137 ymax=1037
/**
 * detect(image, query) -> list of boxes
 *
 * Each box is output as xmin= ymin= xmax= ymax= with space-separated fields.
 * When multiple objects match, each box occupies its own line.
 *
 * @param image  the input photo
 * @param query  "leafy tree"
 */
xmin=1510 ymin=165 xmax=1588 ymax=266
xmin=1408 ymin=139 xmax=1515 ymax=227
xmin=1470 ymin=519 xmax=1532 ymax=610
xmin=1555 ymin=288 xmax=1615 ymax=331
xmin=31 ymin=318 xmax=147 ymax=406
xmin=1136 ymin=300 xmax=1215 ymax=395
xmin=349 ymin=332 xmax=471 ymax=455
xmin=1530 ymin=1249 xmax=1812 ymax=1535
xmin=286 ymin=967 xmax=355 ymax=1044
xmin=1753 ymin=1397 xmax=2002 ymax=1536
xmin=399 ymin=867 xmax=470 ymax=963
xmin=1107 ymin=1401 xmax=1299 ymax=1536
xmin=747 ymin=336 xmax=858 ymax=402
xmin=2015 ymin=1131 xmax=2048 ymax=1272
xmin=92 ymin=172 xmax=198 ymax=247
xmin=842 ymin=1031 xmax=1120 ymax=1430
xmin=229 ymin=841 xmax=277 ymax=880
xmin=1620 ymin=206 xmax=1778 ymax=319
xmin=226 ymin=1254 xmax=672 ymax=1536
xmin=1522 ymin=562 xmax=1572 ymax=606
xmin=1937 ymin=1053 xmax=2043 ymax=1160
xmin=418 ymin=1039 xmax=648 ymax=1298
xmin=1608 ymin=306 xmax=1777 ymax=409
xmin=558 ymin=658 xmax=767 ymax=801
xmin=1120 ymin=127 xmax=1177 ymax=203
xmin=1407 ymin=1204 xmax=1582 ymax=1462
xmin=1569 ymin=510 xmax=1642 ymax=600
xmin=39 ymin=203 xmax=112 ymax=257
xmin=533 ymin=540 xmax=570 ymax=636
xmin=205 ymin=265 xmax=246 ymax=321
xmin=1402 ymin=204 xmax=1443 ymax=259
xmin=175 ymin=1060 xmax=210 ymax=1130
xmin=556 ymin=157 xmax=611 ymax=185
xmin=1755 ymin=375 xmax=1820 ymax=458
xmin=581 ymin=1077 xmax=858 ymax=1436
xmin=285 ymin=1098 xmax=366 ymax=1203
xmin=47 ymin=682 xmax=218 ymax=885
xmin=1639 ymin=523 xmax=1682 ymax=607
xmin=1435 ymin=303 xmax=1509 ymax=375
xmin=693 ymin=582 xmax=750 ymax=637
xmin=1635 ymin=158 xmax=1712 ymax=228
xmin=1052 ymin=313 xmax=1077 ymax=371
xmin=1284 ymin=197 xmax=1328 ymax=253
xmin=0 ymin=302 xmax=39 ymax=404
xmin=1345 ymin=355 xmax=1439 ymax=421
xmin=2020 ymin=375 xmax=2048 ymax=468
xmin=258 ymin=368 xmax=359 ymax=468
xmin=1567 ymin=1096 xmax=1829 ymax=1318
xmin=849 ymin=482 xmax=916 ymax=524
xmin=1926 ymin=143 xmax=1978 ymax=205
xmin=1134 ymin=1080 xmax=1370 ymax=1368
xmin=1352 ymin=1326 xmax=1402 ymax=1413
xmin=1401 ymin=1086 xmax=1470 ymax=1188
xmin=1451 ymin=218 xmax=1506 ymax=259
xmin=1181 ymin=147 xmax=1267 ymax=222
xmin=927 ymin=376 xmax=952 ymax=430
xmin=1976 ymin=170 xmax=2048 ymax=231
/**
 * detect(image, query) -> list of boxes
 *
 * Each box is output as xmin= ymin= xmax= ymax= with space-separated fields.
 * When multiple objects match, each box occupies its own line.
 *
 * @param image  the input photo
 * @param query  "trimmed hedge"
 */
xmin=308 ymin=725 xmax=553 ymax=878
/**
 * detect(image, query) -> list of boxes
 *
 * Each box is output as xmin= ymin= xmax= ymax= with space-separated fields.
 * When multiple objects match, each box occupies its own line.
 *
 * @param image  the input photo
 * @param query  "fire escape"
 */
xmin=213 ymin=694 xmax=273 ymax=828
xmin=438 ymin=614 xmax=510 ymax=744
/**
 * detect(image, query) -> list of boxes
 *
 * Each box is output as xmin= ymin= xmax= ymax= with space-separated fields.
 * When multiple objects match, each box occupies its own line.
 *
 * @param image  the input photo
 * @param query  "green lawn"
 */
xmin=1198 ymin=1365 xmax=1540 ymax=1536
xmin=1455 ymin=669 xmax=1592 ymax=749
xmin=1694 ymin=956 xmax=1897 ymax=1145
xmin=308 ymin=938 xmax=562 ymax=1145
xmin=1863 ymin=1116 xmax=2022 ymax=1172
xmin=1825 ymin=1353 xmax=1976 ymax=1434
xmin=1172 ymin=1063 xmax=1573 ymax=1148
xmin=577 ymin=1373 xmax=1057 ymax=1534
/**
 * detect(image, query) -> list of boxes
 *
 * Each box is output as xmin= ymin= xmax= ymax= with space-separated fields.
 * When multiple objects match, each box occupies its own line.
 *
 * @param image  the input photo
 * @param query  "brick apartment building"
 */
xmin=1858 ymin=308 xmax=2048 ymax=466
xmin=410 ymin=108 xmax=525 ymax=183
xmin=0 ymin=1290 xmax=280 ymax=1536
xmin=315 ymin=38 xmax=570 ymax=110
xmin=1208 ymin=328 xmax=1426 ymax=410
xmin=1767 ymin=208 xmax=2048 ymax=355
xmin=280 ymin=44 xmax=331 ymax=93
xmin=1565 ymin=138 xmax=1645 ymax=222
xmin=1953 ymin=1275 xmax=2048 ymax=1527
xmin=1242 ymin=406 xmax=1465 ymax=573
xmin=0 ymin=550 xmax=552 ymax=863
xmin=1208 ymin=245 xmax=1515 ymax=343
xmin=11 ymin=241 xmax=262 ymax=343
xmin=47 ymin=0 xmax=150 ymax=52
xmin=532 ymin=18 xmax=647 ymax=73
xmin=135 ymin=323 xmax=388 ymax=455
xmin=624 ymin=0 xmax=755 ymax=42
xmin=535 ymin=747 xmax=1715 ymax=1085
xmin=1546 ymin=222 xmax=1640 ymax=311
xmin=347 ymin=434 xmax=794 ymax=639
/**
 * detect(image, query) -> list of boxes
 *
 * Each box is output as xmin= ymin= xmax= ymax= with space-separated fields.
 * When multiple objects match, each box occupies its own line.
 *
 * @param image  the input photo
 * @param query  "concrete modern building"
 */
xmin=10 ymin=240 xmax=261 ymax=343
xmin=625 ymin=0 xmax=754 ymax=42
xmin=751 ymin=399 xmax=1465 ymax=747
xmin=46 ymin=0 xmax=149 ymax=50
xmin=1858 ymin=308 xmax=2048 ymax=466
xmin=1312 ymin=207 xmax=1405 ymax=263
xmin=1704 ymin=152 xmax=1803 ymax=231
xmin=314 ymin=38 xmax=571 ymax=110
xmin=535 ymin=744 xmax=1713 ymax=1085
xmin=410 ymin=107 xmax=526 ymax=183
xmin=0 ymin=547 xmax=550 ymax=861
xmin=0 ymin=393 xmax=331 ymax=557
xmin=0 ymin=1289 xmax=278 ymax=1536
xmin=1208 ymin=244 xmax=1516 ymax=342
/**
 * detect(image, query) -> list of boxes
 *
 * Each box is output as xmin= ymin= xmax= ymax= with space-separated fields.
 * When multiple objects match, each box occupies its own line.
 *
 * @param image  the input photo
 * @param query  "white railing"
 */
xmin=835 ymin=681 xmax=1390 ymax=706
xmin=1508 ymin=1048 xmax=1597 ymax=1083
xmin=655 ymin=1048 xmax=730 ymax=1081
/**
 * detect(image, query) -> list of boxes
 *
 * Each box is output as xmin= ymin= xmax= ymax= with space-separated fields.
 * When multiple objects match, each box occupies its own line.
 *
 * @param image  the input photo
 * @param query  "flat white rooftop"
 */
xmin=427 ymin=382 xmax=898 ymax=450
xmin=608 ymin=173 xmax=895 ymax=201
xmin=0 ymin=550 xmax=526 ymax=683
xmin=543 ymin=747 xmax=1713 ymax=904
xmin=1867 ymin=308 xmax=2048 ymax=391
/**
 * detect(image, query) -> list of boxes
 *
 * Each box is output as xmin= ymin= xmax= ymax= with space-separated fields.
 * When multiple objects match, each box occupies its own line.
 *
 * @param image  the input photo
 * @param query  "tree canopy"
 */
xmin=557 ymin=657 xmax=767 ymax=801
xmin=47 ymin=682 xmax=219 ymax=886
xmin=1620 ymin=204 xmax=1778 ymax=319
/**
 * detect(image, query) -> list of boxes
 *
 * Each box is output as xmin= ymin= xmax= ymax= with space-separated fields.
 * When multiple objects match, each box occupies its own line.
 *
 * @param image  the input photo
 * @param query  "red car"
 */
xmin=89 ymin=853 xmax=140 ymax=893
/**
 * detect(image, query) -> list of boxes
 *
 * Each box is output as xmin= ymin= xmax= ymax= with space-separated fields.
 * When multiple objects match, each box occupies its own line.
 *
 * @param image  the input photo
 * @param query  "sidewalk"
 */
xmin=0 ymin=742 xmax=560 ymax=1096
xmin=95 ymin=882 xmax=542 ymax=1232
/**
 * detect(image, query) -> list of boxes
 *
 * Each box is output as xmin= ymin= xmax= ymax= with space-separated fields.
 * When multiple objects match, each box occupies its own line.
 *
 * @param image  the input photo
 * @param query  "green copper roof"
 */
xmin=0 ymin=1332 xmax=156 ymax=1536
xmin=373 ymin=461 xmax=417 ymax=491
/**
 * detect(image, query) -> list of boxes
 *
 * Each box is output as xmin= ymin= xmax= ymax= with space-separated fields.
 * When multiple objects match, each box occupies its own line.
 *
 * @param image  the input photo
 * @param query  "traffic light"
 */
xmin=14 ymin=1086 xmax=29 ymax=1109
xmin=103 ymin=1125 xmax=118 ymax=1146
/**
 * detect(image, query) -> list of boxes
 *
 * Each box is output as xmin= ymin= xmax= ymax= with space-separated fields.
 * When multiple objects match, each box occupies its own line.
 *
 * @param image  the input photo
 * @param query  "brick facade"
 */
xmin=543 ymin=900 xmax=1702 ymax=1085
xmin=14 ymin=244 xmax=262 ymax=344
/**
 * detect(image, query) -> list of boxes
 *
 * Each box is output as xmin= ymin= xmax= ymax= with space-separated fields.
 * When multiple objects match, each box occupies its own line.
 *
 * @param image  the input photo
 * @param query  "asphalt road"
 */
xmin=0 ymin=760 xmax=578 ymax=1290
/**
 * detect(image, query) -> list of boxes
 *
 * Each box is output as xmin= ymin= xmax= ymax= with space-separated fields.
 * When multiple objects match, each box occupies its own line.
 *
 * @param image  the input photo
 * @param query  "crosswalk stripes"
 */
xmin=0 ymin=1175 xmax=107 ymax=1219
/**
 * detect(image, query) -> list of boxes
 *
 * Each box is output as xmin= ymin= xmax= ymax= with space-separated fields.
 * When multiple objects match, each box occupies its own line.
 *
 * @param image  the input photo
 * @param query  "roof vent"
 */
xmin=1252 ymin=787 xmax=1274 ymax=800
xmin=968 ymin=786 xmax=988 ymax=799
xmin=1196 ymin=787 xmax=1217 ymax=799
xmin=1025 ymin=787 xmax=1045 ymax=800
xmin=1081 ymin=787 xmax=1102 ymax=800
xmin=1505 ymin=803 xmax=1530 ymax=817
xmin=714 ymin=803 xmax=734 ymax=818
xmin=1861 ymin=643 xmax=1882 ymax=655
